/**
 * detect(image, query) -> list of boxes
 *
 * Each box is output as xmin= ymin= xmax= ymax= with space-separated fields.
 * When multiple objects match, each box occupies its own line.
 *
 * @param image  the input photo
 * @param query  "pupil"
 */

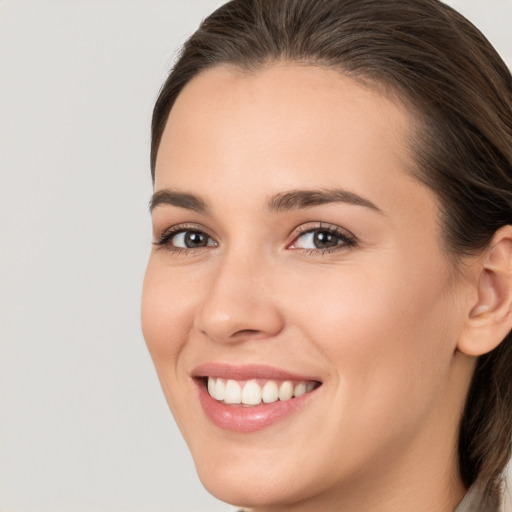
xmin=314 ymin=231 xmax=338 ymax=249
xmin=185 ymin=231 xmax=207 ymax=248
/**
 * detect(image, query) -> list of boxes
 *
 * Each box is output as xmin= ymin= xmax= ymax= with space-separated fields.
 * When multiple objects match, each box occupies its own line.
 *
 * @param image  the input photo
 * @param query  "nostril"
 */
xmin=233 ymin=329 xmax=260 ymax=336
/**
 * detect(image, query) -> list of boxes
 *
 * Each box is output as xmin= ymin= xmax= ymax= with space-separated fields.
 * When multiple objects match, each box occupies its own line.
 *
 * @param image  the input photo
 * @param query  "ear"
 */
xmin=458 ymin=225 xmax=512 ymax=356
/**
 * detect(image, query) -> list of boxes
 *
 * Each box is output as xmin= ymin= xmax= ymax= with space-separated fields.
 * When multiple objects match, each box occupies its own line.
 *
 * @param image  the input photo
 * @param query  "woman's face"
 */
xmin=142 ymin=64 xmax=471 ymax=509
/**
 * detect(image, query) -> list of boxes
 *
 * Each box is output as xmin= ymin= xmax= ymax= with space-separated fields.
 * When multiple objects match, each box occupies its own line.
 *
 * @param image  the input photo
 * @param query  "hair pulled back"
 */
xmin=151 ymin=0 xmax=512 ymax=505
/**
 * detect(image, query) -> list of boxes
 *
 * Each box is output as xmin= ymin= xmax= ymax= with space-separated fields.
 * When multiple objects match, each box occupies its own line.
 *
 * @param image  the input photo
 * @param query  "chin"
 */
xmin=188 ymin=430 xmax=340 ymax=510
xmin=195 ymin=460 xmax=309 ymax=509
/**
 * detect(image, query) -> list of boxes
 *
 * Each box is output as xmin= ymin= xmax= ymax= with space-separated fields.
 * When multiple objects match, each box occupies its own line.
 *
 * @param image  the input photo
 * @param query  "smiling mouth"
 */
xmin=203 ymin=377 xmax=321 ymax=406
xmin=192 ymin=365 xmax=323 ymax=432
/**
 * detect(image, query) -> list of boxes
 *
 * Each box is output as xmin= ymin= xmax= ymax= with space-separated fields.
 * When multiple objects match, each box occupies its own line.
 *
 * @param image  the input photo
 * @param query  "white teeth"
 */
xmin=278 ymin=381 xmax=294 ymax=401
xmin=242 ymin=380 xmax=262 ymax=405
xmin=224 ymin=379 xmax=242 ymax=404
xmin=294 ymin=382 xmax=307 ymax=397
xmin=262 ymin=381 xmax=279 ymax=403
xmin=207 ymin=377 xmax=216 ymax=397
xmin=206 ymin=377 xmax=318 ymax=405
xmin=213 ymin=378 xmax=225 ymax=401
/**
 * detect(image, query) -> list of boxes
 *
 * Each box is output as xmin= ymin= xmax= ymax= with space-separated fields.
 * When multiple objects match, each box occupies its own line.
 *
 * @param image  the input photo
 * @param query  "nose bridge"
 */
xmin=195 ymin=246 xmax=283 ymax=342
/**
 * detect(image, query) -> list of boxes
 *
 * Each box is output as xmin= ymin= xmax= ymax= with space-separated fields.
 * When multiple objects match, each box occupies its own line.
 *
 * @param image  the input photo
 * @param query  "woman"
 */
xmin=141 ymin=1 xmax=512 ymax=510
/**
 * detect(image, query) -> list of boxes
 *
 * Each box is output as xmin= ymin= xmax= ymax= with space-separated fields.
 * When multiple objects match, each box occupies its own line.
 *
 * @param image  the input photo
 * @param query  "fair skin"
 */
xmin=142 ymin=63 xmax=512 ymax=512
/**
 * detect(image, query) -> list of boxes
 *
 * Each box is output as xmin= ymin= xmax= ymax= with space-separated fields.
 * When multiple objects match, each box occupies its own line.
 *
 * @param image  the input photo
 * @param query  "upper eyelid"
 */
xmin=155 ymin=222 xmax=214 ymax=237
xmin=154 ymin=221 xmax=353 ymax=234
xmin=290 ymin=222 xmax=356 ymax=239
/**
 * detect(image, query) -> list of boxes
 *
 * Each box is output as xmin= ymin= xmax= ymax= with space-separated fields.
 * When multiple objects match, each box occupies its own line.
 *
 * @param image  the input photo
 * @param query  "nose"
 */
xmin=194 ymin=252 xmax=284 ymax=344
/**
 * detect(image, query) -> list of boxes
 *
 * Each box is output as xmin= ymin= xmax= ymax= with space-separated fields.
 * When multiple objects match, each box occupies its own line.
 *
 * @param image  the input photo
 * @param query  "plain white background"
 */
xmin=1 ymin=1 xmax=511 ymax=511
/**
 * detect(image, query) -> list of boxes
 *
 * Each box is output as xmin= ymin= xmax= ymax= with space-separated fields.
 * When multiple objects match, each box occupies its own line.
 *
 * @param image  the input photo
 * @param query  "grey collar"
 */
xmin=454 ymin=485 xmax=500 ymax=512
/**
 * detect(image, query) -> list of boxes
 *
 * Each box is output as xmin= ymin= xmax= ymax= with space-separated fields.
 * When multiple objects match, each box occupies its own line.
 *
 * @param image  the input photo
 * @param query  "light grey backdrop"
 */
xmin=1 ymin=1 xmax=511 ymax=511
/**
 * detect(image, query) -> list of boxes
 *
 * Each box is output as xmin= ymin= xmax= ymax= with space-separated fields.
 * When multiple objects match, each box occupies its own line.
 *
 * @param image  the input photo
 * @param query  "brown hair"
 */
xmin=150 ymin=0 xmax=512 ymax=505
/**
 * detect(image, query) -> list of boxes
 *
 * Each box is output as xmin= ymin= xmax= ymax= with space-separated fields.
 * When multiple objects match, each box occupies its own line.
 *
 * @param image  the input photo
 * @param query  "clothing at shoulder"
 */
xmin=454 ymin=485 xmax=501 ymax=512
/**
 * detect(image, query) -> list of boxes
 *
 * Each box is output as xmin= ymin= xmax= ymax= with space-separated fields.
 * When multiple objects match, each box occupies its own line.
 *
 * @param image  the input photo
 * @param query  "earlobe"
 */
xmin=458 ymin=226 xmax=512 ymax=357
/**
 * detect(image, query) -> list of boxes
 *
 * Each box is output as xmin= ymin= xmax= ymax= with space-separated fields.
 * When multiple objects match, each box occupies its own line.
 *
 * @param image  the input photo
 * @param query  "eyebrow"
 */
xmin=267 ymin=188 xmax=382 ymax=213
xmin=149 ymin=187 xmax=382 ymax=214
xmin=149 ymin=189 xmax=209 ymax=213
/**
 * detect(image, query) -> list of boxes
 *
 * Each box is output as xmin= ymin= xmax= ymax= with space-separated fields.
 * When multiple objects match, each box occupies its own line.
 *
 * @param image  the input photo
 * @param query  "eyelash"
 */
xmin=153 ymin=224 xmax=215 ymax=256
xmin=153 ymin=223 xmax=357 ymax=255
xmin=290 ymin=223 xmax=358 ymax=254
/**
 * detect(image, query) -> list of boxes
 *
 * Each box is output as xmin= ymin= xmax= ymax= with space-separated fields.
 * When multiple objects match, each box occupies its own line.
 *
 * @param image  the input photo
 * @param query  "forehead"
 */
xmin=155 ymin=63 xmax=416 ymax=185
xmin=154 ymin=63 xmax=426 ymax=217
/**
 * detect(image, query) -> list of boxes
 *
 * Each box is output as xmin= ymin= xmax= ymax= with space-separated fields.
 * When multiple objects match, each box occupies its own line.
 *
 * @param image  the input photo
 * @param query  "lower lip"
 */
xmin=196 ymin=381 xmax=318 ymax=433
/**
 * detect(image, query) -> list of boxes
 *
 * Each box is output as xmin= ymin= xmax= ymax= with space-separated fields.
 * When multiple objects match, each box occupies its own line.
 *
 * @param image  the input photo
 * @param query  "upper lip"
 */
xmin=191 ymin=363 xmax=321 ymax=382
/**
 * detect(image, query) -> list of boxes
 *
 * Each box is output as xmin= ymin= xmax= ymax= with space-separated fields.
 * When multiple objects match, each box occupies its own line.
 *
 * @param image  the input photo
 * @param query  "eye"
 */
xmin=153 ymin=226 xmax=217 ymax=252
xmin=171 ymin=230 xmax=215 ymax=249
xmin=288 ymin=225 xmax=356 ymax=252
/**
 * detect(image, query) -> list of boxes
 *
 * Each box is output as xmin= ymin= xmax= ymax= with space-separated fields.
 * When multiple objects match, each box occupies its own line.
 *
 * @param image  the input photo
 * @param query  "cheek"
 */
xmin=141 ymin=260 xmax=204 ymax=428
xmin=281 ymin=256 xmax=458 ymax=423
xmin=141 ymin=260 xmax=195 ymax=364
